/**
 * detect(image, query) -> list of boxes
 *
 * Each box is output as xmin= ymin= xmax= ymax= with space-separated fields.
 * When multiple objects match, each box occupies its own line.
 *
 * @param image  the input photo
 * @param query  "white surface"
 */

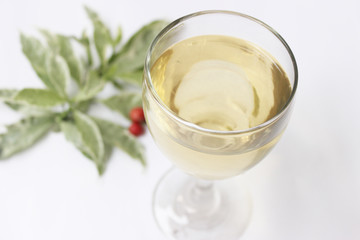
xmin=0 ymin=0 xmax=359 ymax=239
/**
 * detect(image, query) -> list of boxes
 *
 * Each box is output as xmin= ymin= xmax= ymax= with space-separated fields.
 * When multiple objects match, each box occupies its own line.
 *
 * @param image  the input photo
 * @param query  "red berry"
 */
xmin=129 ymin=122 xmax=144 ymax=136
xmin=130 ymin=107 xmax=145 ymax=123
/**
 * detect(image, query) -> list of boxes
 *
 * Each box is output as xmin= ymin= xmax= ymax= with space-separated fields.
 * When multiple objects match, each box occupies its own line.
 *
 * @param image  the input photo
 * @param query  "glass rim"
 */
xmin=144 ymin=10 xmax=298 ymax=135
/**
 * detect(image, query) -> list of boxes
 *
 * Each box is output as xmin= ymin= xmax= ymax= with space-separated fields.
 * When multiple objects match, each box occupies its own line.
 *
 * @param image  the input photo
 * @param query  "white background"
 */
xmin=0 ymin=0 xmax=360 ymax=239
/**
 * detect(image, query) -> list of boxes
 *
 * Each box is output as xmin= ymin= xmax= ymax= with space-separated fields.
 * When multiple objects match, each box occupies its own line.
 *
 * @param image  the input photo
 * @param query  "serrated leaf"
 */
xmin=115 ymin=68 xmax=143 ymax=87
xmin=85 ymin=6 xmax=112 ymax=65
xmin=46 ymin=54 xmax=70 ymax=98
xmin=73 ymin=111 xmax=105 ymax=172
xmin=20 ymin=34 xmax=54 ymax=90
xmin=0 ymin=89 xmax=18 ymax=101
xmin=92 ymin=117 xmax=145 ymax=166
xmin=101 ymin=92 xmax=142 ymax=119
xmin=74 ymin=71 xmax=105 ymax=102
xmin=0 ymin=115 xmax=54 ymax=159
xmin=107 ymin=20 xmax=168 ymax=76
xmin=14 ymin=88 xmax=67 ymax=107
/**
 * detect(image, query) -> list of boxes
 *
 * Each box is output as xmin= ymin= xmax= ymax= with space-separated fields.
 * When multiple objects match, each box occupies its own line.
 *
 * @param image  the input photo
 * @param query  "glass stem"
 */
xmin=191 ymin=179 xmax=216 ymax=203
xmin=174 ymin=177 xmax=227 ymax=229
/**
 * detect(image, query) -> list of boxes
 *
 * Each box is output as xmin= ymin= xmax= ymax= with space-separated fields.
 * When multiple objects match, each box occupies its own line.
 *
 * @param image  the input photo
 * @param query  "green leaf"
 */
xmin=58 ymin=36 xmax=83 ymax=85
xmin=1 ymin=89 xmax=61 ymax=115
xmin=92 ymin=117 xmax=145 ymax=166
xmin=73 ymin=111 xmax=105 ymax=172
xmin=21 ymin=33 xmax=72 ymax=94
xmin=14 ymin=88 xmax=67 ymax=107
xmin=113 ymin=26 xmax=123 ymax=47
xmin=73 ymin=99 xmax=93 ymax=113
xmin=85 ymin=6 xmax=112 ymax=66
xmin=72 ymin=31 xmax=93 ymax=67
xmin=38 ymin=29 xmax=58 ymax=50
xmin=98 ymin=143 xmax=113 ymax=175
xmin=60 ymin=120 xmax=112 ymax=174
xmin=115 ymin=68 xmax=143 ymax=87
xmin=93 ymin=23 xmax=112 ymax=65
xmin=107 ymin=20 xmax=168 ymax=75
xmin=84 ymin=6 xmax=99 ymax=21
xmin=46 ymin=53 xmax=70 ymax=98
xmin=60 ymin=121 xmax=93 ymax=158
xmin=58 ymin=35 xmax=82 ymax=83
xmin=0 ymin=89 xmax=18 ymax=101
xmin=40 ymin=30 xmax=83 ymax=85
xmin=81 ymin=31 xmax=93 ymax=66
xmin=4 ymin=102 xmax=51 ymax=116
xmin=20 ymin=33 xmax=54 ymax=90
xmin=101 ymin=92 xmax=142 ymax=119
xmin=0 ymin=115 xmax=54 ymax=159
xmin=74 ymin=71 xmax=105 ymax=102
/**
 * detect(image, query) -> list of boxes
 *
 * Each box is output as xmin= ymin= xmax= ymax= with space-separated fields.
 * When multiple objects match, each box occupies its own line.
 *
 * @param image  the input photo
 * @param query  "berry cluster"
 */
xmin=128 ymin=107 xmax=145 ymax=136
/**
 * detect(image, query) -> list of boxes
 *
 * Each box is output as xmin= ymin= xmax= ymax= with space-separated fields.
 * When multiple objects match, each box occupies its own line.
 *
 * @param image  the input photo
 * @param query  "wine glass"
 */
xmin=142 ymin=11 xmax=298 ymax=240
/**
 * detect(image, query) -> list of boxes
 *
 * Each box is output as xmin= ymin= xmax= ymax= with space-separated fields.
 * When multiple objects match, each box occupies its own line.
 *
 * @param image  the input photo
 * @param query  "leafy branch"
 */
xmin=0 ymin=6 xmax=168 ymax=175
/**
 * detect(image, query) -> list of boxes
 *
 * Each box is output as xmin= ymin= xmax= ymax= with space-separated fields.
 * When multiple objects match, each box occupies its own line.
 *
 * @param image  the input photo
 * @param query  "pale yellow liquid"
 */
xmin=145 ymin=35 xmax=292 ymax=179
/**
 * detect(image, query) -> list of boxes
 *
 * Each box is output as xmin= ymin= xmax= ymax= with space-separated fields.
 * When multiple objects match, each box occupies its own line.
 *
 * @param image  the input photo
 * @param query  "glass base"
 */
xmin=153 ymin=168 xmax=252 ymax=240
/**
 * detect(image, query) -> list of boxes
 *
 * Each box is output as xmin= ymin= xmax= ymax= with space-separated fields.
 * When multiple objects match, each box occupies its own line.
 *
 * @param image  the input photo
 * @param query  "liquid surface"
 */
xmin=151 ymin=35 xmax=291 ymax=131
xmin=145 ymin=35 xmax=293 ymax=179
